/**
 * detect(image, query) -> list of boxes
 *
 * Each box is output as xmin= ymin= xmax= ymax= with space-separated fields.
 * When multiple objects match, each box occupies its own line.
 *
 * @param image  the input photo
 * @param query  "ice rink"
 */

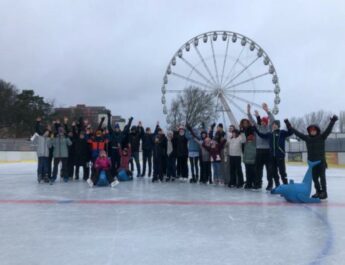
xmin=0 ymin=162 xmax=345 ymax=265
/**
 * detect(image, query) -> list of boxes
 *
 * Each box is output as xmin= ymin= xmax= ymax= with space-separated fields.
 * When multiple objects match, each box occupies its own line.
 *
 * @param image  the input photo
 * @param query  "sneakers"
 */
xmin=87 ymin=178 xmax=94 ymax=188
xmin=111 ymin=179 xmax=119 ymax=188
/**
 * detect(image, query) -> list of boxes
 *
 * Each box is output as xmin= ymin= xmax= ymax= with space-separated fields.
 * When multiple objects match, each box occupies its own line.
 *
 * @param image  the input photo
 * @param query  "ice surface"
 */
xmin=0 ymin=162 xmax=345 ymax=265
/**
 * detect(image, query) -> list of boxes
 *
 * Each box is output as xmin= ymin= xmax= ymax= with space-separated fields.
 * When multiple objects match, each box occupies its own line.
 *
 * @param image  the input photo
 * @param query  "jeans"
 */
xmin=189 ymin=156 xmax=199 ymax=181
xmin=255 ymin=148 xmax=272 ymax=187
xmin=212 ymin=162 xmax=221 ymax=182
xmin=142 ymin=149 xmax=153 ymax=176
xmin=37 ymin=157 xmax=49 ymax=178
xmin=110 ymin=149 xmax=121 ymax=176
xmin=91 ymin=169 xmax=114 ymax=185
xmin=75 ymin=162 xmax=90 ymax=180
xmin=200 ymin=161 xmax=212 ymax=183
xmin=271 ymin=156 xmax=288 ymax=186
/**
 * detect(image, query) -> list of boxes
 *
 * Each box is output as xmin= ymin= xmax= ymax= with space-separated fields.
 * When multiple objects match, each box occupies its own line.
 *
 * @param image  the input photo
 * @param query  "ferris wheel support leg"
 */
xmin=219 ymin=93 xmax=238 ymax=128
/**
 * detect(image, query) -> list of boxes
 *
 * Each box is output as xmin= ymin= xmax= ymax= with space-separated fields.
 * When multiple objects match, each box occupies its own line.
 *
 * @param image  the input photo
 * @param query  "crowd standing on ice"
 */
xmin=30 ymin=103 xmax=338 ymax=200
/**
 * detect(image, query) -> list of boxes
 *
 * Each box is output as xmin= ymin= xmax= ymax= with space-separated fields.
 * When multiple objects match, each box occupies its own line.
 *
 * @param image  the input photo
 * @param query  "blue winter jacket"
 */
xmin=185 ymin=129 xmax=200 ymax=154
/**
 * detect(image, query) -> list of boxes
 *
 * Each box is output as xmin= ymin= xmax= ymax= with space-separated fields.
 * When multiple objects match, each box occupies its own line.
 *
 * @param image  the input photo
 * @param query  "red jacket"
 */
xmin=94 ymin=157 xmax=111 ymax=170
xmin=119 ymin=146 xmax=132 ymax=170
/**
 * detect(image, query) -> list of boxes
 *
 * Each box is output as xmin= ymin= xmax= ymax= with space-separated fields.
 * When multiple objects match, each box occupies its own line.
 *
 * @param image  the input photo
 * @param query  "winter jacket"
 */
xmin=31 ymin=133 xmax=50 ymax=157
xmin=255 ymin=127 xmax=293 ymax=158
xmin=87 ymin=136 xmax=109 ymax=159
xmin=248 ymin=111 xmax=275 ymax=149
xmin=94 ymin=157 xmax=111 ymax=170
xmin=227 ymin=134 xmax=246 ymax=156
xmin=154 ymin=134 xmax=167 ymax=161
xmin=291 ymin=120 xmax=336 ymax=161
xmin=129 ymin=126 xmax=143 ymax=153
xmin=185 ymin=129 xmax=200 ymax=155
xmin=74 ymin=138 xmax=91 ymax=164
xmin=142 ymin=132 xmax=155 ymax=151
xmin=243 ymin=141 xmax=256 ymax=165
xmin=175 ymin=132 xmax=188 ymax=157
xmin=119 ymin=146 xmax=132 ymax=170
xmin=49 ymin=136 xmax=72 ymax=158
xmin=203 ymin=139 xmax=227 ymax=162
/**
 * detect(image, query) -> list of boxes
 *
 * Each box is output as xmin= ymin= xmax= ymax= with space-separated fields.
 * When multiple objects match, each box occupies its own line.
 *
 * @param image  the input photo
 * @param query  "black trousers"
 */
xmin=255 ymin=148 xmax=272 ymax=186
xmin=245 ymin=164 xmax=256 ymax=187
xmin=75 ymin=162 xmax=90 ymax=180
xmin=142 ymin=149 xmax=153 ymax=176
xmin=200 ymin=161 xmax=212 ymax=183
xmin=229 ymin=156 xmax=244 ymax=186
xmin=271 ymin=156 xmax=288 ymax=186
xmin=177 ymin=156 xmax=188 ymax=179
xmin=312 ymin=160 xmax=327 ymax=192
xmin=153 ymin=157 xmax=164 ymax=181
xmin=167 ymin=154 xmax=176 ymax=179
xmin=189 ymin=156 xmax=199 ymax=181
xmin=52 ymin=158 xmax=68 ymax=180
xmin=110 ymin=148 xmax=121 ymax=176
xmin=91 ymin=169 xmax=114 ymax=184
xmin=67 ymin=156 xmax=75 ymax=178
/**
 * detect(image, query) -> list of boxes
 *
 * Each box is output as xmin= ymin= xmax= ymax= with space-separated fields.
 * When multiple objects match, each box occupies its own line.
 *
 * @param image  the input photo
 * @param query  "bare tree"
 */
xmin=289 ymin=116 xmax=306 ymax=132
xmin=339 ymin=111 xmax=345 ymax=133
xmin=303 ymin=110 xmax=332 ymax=131
xmin=167 ymin=86 xmax=218 ymax=130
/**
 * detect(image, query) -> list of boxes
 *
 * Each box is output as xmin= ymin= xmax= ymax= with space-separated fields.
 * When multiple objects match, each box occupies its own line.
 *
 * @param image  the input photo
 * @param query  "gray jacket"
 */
xmin=31 ymin=133 xmax=51 ymax=157
xmin=49 ymin=136 xmax=72 ymax=158
xmin=248 ymin=111 xmax=275 ymax=149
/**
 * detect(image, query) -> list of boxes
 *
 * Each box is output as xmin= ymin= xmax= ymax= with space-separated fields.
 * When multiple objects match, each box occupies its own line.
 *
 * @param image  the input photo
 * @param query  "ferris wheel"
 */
xmin=161 ymin=30 xmax=281 ymax=128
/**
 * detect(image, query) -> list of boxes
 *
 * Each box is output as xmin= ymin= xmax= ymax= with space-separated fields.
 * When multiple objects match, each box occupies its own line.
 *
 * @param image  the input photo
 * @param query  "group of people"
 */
xmin=30 ymin=103 xmax=338 ymax=200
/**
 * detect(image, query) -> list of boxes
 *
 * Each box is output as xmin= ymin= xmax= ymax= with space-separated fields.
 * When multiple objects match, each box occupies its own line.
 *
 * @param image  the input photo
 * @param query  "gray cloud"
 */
xmin=0 ymin=0 xmax=345 ymax=128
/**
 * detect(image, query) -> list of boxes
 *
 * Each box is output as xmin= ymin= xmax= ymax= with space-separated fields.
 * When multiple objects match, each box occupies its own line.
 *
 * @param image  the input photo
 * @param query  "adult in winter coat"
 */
xmin=243 ymin=134 xmax=257 ymax=189
xmin=74 ymin=131 xmax=91 ymax=181
xmin=285 ymin=115 xmax=338 ymax=199
xmin=31 ymin=130 xmax=51 ymax=183
xmin=255 ymin=120 xmax=293 ymax=188
xmin=107 ymin=112 xmax=132 ymax=176
xmin=175 ymin=127 xmax=189 ymax=180
xmin=141 ymin=127 xmax=155 ymax=177
xmin=247 ymin=103 xmax=275 ymax=190
xmin=49 ymin=127 xmax=72 ymax=183
xmin=227 ymin=129 xmax=246 ymax=188
xmin=153 ymin=127 xmax=167 ymax=182
xmin=166 ymin=131 xmax=177 ymax=181
xmin=186 ymin=128 xmax=201 ymax=183
xmin=129 ymin=123 xmax=144 ymax=177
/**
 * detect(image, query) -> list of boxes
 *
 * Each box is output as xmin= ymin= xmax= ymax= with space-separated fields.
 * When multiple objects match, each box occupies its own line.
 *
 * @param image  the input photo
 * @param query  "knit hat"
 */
xmin=261 ymin=117 xmax=269 ymax=125
xmin=114 ymin=123 xmax=120 ymax=129
xmin=217 ymin=123 xmax=223 ymax=128
xmin=272 ymin=120 xmax=281 ymax=128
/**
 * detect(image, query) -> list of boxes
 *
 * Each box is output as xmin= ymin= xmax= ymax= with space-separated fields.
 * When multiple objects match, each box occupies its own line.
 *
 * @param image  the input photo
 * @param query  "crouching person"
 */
xmin=31 ymin=130 xmax=51 ymax=183
xmin=87 ymin=150 xmax=119 ymax=188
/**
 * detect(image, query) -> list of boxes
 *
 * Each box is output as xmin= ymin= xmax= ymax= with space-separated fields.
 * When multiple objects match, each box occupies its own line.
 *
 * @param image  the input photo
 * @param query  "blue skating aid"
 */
xmin=271 ymin=160 xmax=321 ymax=203
xmin=96 ymin=171 xmax=109 ymax=187
xmin=117 ymin=169 xmax=132 ymax=181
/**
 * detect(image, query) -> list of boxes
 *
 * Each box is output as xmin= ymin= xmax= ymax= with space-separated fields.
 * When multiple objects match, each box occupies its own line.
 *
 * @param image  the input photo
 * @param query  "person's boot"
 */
xmin=319 ymin=191 xmax=328 ymax=200
xmin=282 ymin=178 xmax=288 ymax=185
xmin=311 ymin=192 xmax=320 ymax=199
xmin=37 ymin=174 xmax=42 ymax=183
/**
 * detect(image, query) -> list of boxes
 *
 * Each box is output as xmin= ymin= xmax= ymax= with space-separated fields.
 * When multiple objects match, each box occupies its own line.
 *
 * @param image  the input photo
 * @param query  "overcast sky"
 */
xmin=0 ymin=0 xmax=344 ymax=128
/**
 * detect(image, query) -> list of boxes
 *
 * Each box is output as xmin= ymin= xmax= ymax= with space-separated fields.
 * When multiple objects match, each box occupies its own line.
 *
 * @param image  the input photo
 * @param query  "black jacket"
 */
xmin=292 ymin=120 xmax=336 ymax=161
xmin=129 ymin=126 xmax=144 ymax=153
xmin=174 ymin=132 xmax=188 ymax=157
xmin=142 ymin=133 xmax=155 ymax=151
xmin=74 ymin=138 xmax=91 ymax=164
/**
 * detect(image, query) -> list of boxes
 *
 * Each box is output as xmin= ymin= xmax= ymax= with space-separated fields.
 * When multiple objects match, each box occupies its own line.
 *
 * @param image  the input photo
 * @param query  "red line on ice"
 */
xmin=0 ymin=199 xmax=345 ymax=207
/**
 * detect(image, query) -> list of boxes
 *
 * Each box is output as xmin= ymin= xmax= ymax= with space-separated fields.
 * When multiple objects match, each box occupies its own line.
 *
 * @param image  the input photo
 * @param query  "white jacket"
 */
xmin=227 ymin=134 xmax=245 ymax=156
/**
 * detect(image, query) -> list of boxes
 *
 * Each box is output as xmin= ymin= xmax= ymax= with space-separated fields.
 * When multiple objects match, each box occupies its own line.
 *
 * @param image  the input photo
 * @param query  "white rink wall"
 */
xmin=0 ymin=151 xmax=37 ymax=162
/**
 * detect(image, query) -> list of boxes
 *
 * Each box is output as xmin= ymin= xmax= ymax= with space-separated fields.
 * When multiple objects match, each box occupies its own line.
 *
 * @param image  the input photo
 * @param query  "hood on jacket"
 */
xmin=307 ymin=124 xmax=321 ymax=136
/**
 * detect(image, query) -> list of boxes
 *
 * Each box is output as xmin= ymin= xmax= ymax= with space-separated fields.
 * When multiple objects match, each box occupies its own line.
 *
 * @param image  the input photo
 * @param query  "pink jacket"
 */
xmin=94 ymin=157 xmax=111 ymax=170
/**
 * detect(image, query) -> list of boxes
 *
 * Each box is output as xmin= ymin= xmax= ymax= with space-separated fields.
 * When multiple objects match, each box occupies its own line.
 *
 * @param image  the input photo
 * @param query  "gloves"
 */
xmin=284 ymin=119 xmax=292 ymax=129
xmin=331 ymin=115 xmax=338 ymax=122
xmin=211 ymin=123 xmax=216 ymax=129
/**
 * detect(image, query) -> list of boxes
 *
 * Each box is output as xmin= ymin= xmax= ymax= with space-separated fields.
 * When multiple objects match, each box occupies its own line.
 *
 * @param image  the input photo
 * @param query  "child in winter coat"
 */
xmin=285 ymin=115 xmax=338 ymax=199
xmin=243 ymin=134 xmax=257 ymax=189
xmin=87 ymin=150 xmax=119 ymax=188
xmin=118 ymin=144 xmax=133 ymax=178
xmin=227 ymin=129 xmax=246 ymax=188
xmin=203 ymin=137 xmax=227 ymax=185
xmin=255 ymin=120 xmax=293 ymax=188
xmin=31 ymin=130 xmax=51 ymax=183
